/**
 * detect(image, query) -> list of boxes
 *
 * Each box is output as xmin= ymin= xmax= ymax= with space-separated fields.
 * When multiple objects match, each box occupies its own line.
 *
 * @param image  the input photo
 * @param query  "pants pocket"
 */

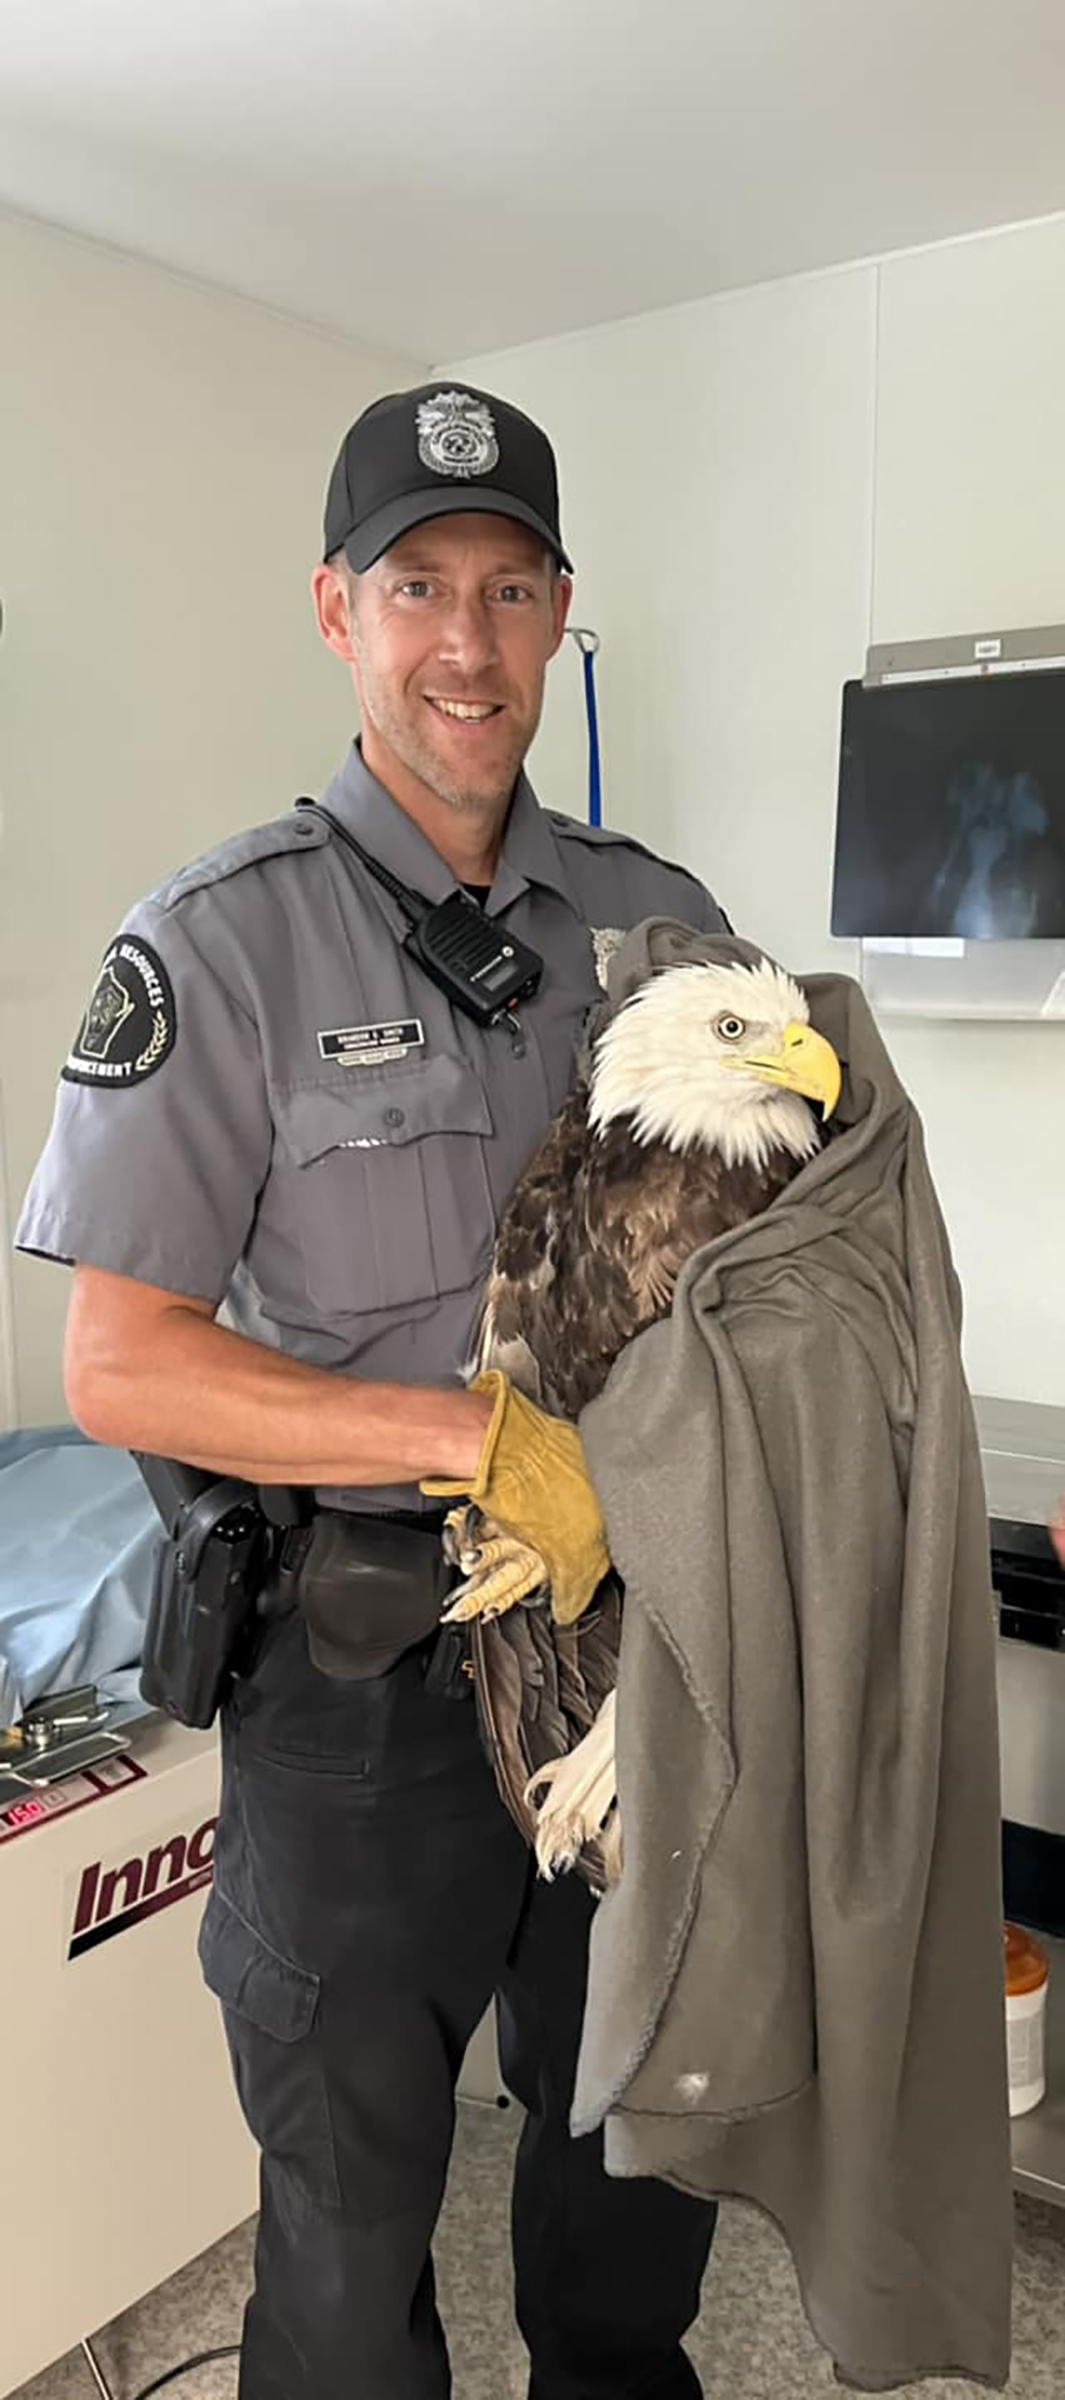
xmin=198 ymin=1882 xmax=340 ymax=2207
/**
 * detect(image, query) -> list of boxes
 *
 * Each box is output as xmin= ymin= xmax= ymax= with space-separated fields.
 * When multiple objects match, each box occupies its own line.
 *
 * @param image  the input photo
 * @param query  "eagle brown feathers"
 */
xmin=442 ymin=943 xmax=842 ymax=1881
xmin=481 ymin=1084 xmax=804 ymax=1421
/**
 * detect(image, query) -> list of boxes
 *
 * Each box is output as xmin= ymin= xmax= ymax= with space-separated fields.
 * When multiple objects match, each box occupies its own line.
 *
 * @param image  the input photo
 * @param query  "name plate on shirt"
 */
xmin=317 ymin=1018 xmax=425 ymax=1065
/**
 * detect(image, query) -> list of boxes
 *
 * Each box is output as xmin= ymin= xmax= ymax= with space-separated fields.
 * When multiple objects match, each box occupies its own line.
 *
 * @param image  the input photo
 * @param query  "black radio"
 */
xmin=297 ymin=799 xmax=543 ymax=1031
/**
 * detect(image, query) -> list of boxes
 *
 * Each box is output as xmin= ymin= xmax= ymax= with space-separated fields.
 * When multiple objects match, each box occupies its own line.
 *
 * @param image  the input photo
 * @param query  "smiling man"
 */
xmin=314 ymin=465 xmax=569 ymax=878
xmin=17 ymin=383 xmax=728 ymax=2400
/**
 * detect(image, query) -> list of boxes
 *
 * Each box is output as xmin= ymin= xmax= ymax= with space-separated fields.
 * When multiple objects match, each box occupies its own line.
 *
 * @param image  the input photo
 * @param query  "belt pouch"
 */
xmin=297 ymin=1512 xmax=448 ymax=1680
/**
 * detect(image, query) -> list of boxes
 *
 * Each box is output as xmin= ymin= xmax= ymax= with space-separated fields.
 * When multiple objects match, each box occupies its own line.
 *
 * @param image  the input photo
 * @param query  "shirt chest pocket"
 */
xmin=271 ymin=1054 xmax=496 ymax=1317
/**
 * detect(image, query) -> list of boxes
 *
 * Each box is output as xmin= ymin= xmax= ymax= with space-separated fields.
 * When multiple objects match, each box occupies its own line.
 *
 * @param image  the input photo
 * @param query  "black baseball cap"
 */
xmin=323 ymin=382 xmax=573 ymax=575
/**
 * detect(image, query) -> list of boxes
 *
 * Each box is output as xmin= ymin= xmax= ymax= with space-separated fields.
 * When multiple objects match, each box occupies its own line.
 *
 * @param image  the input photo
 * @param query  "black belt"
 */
xmin=315 ymin=1502 xmax=449 ymax=1535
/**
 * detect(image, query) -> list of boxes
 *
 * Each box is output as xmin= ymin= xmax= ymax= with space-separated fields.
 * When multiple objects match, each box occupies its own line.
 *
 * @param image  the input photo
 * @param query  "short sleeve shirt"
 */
xmin=16 ymin=744 xmax=729 ymax=1505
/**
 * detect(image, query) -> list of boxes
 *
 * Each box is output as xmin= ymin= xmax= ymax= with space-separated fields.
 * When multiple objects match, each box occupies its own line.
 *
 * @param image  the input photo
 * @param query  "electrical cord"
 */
xmin=129 ymin=2345 xmax=239 ymax=2399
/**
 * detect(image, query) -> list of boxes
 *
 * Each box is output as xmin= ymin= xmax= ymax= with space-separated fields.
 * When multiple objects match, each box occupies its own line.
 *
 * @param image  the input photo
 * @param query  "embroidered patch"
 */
xmin=590 ymin=926 xmax=625 ymax=990
xmin=416 ymin=391 xmax=499 ymax=481
xmin=317 ymin=1018 xmax=424 ymax=1066
xmin=62 ymin=937 xmax=177 ymax=1088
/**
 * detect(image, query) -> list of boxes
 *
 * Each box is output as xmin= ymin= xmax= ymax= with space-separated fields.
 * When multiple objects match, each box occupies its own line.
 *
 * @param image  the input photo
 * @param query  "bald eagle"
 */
xmin=443 ymin=950 xmax=841 ymax=1879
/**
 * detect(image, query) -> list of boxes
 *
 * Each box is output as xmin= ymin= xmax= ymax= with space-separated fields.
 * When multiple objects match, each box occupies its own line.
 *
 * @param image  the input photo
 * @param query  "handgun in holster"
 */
xmin=135 ymin=1454 xmax=287 ymax=1728
xmin=135 ymin=1455 xmax=470 ymax=1722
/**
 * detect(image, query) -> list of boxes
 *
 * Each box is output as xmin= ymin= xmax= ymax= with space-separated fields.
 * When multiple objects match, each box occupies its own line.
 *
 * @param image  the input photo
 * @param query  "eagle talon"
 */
xmin=440 ymin=1522 xmax=550 ymax=1623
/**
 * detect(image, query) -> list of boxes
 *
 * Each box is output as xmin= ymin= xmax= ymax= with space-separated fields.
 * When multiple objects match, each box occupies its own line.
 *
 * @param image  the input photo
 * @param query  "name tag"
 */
xmin=317 ymin=1017 xmax=425 ymax=1066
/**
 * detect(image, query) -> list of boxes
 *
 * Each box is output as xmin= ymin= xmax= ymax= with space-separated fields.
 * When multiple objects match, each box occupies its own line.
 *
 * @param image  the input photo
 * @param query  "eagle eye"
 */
xmin=715 ymin=1012 xmax=746 ymax=1041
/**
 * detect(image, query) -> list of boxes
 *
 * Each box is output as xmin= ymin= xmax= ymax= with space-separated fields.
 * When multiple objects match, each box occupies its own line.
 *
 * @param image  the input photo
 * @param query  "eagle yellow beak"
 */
xmin=736 ymin=1022 xmax=842 ymax=1120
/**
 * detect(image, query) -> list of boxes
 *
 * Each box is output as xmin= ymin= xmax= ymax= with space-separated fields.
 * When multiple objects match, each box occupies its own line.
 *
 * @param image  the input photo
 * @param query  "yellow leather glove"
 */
xmin=422 ymin=1371 xmax=611 ymax=1627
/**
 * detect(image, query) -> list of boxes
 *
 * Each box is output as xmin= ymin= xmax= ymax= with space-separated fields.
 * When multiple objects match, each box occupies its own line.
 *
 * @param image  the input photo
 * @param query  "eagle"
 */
xmin=440 ymin=945 xmax=841 ymax=1880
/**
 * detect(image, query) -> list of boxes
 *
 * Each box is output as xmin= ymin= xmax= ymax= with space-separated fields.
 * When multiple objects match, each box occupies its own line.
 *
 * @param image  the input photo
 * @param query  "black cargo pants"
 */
xmin=199 ymin=1602 xmax=717 ymax=2399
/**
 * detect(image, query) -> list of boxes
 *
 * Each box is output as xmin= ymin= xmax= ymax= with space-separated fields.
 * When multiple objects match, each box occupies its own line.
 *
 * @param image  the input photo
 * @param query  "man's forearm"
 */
xmin=67 ymin=1299 xmax=492 ymax=1487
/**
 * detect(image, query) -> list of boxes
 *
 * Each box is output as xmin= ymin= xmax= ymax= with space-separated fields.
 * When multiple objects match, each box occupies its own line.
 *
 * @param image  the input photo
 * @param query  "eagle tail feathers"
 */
xmin=525 ymin=1690 xmax=619 ymax=1881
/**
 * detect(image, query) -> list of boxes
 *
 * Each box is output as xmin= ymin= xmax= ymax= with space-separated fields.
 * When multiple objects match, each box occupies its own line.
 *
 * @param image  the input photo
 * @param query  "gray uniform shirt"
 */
xmin=17 ymin=743 xmax=727 ymax=1507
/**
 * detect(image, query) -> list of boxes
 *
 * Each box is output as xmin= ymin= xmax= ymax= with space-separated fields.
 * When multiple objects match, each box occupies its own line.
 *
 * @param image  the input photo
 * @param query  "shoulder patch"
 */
xmin=62 ymin=936 xmax=176 ymax=1090
xmin=152 ymin=809 xmax=329 ymax=914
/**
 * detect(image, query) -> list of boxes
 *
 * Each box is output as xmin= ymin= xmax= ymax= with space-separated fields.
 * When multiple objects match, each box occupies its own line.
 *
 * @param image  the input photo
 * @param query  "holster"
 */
xmin=296 ymin=1509 xmax=457 ymax=1683
xmin=139 ymin=1475 xmax=269 ymax=1729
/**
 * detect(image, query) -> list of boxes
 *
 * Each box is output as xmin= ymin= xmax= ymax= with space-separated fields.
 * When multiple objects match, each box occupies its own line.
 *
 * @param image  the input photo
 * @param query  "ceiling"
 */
xmin=1 ymin=0 xmax=1063 ymax=365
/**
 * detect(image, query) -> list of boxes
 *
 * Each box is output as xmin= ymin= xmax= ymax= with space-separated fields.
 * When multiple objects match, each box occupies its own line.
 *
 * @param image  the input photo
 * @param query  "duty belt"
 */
xmin=277 ymin=1501 xmax=471 ymax=1693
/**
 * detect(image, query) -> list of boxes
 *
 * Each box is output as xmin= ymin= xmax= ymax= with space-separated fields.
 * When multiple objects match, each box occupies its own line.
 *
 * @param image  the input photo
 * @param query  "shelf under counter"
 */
xmin=1012 ymin=1933 xmax=1065 ymax=2205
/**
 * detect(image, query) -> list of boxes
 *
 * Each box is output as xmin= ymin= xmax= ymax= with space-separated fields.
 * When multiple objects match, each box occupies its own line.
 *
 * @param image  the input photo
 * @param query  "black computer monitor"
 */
xmin=832 ymin=669 xmax=1065 ymax=938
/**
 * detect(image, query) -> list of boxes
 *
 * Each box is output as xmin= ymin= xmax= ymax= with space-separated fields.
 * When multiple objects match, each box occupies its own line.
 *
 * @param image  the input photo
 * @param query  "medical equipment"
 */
xmin=0 ymin=1430 xmax=505 ymax=2396
xmin=843 ymin=625 xmax=1065 ymax=1020
xmin=1 ymin=1712 xmax=258 ymax=2396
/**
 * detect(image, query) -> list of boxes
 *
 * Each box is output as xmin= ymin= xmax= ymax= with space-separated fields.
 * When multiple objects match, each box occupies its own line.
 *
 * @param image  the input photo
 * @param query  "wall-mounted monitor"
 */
xmin=832 ymin=669 xmax=1065 ymax=940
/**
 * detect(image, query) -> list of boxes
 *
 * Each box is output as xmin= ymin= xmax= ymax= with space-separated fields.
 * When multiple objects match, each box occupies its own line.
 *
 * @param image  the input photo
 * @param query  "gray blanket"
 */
xmin=576 ymin=922 xmax=1013 ymax=2391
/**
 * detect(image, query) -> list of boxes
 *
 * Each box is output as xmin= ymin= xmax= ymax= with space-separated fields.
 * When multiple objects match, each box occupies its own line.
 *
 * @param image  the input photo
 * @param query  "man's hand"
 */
xmin=422 ymin=1371 xmax=610 ymax=1626
xmin=1051 ymin=1504 xmax=1065 ymax=1571
xmin=64 ymin=1266 xmax=500 ymax=1492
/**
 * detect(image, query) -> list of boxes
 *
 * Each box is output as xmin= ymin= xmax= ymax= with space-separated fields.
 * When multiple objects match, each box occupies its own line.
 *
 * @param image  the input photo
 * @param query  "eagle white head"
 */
xmin=588 ymin=957 xmax=841 ymax=1172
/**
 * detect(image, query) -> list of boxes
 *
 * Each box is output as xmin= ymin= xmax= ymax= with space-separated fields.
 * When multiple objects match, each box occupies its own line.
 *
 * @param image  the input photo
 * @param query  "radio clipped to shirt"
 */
xmin=297 ymin=799 xmax=543 ymax=1033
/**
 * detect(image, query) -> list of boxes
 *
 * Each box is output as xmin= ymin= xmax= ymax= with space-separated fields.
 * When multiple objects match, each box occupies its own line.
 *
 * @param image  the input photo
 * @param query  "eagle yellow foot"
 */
xmin=440 ymin=1505 xmax=548 ymax=1623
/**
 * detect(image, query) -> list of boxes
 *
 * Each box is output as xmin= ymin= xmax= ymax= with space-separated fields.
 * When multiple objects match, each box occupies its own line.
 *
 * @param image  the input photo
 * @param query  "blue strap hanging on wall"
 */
xmin=568 ymin=627 xmax=602 ymax=826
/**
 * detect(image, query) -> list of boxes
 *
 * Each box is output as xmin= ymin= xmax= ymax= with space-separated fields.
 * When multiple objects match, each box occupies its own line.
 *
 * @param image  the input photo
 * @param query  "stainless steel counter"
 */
xmin=975 ymin=1393 xmax=1065 ymax=1529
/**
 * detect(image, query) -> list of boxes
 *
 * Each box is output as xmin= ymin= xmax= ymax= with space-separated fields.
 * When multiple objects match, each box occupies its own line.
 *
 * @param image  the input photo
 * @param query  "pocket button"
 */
xmin=384 ymin=1106 xmax=406 ymax=1128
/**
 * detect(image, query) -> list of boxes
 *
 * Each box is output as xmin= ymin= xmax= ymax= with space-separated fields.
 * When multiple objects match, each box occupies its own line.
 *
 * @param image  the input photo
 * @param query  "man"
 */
xmin=17 ymin=383 xmax=726 ymax=2399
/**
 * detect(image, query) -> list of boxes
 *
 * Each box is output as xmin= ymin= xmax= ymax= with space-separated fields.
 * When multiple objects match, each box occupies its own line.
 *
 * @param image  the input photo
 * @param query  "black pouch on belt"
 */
xmin=296 ymin=1509 xmax=452 ymax=1680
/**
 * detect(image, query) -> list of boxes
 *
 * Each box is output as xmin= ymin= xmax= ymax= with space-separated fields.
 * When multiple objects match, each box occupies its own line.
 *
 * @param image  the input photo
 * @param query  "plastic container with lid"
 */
xmin=1004 ymin=1922 xmax=1050 ymax=2117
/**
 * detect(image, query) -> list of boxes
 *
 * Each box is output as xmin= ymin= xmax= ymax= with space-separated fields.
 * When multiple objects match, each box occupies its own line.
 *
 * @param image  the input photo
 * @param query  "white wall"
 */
xmin=6 ymin=210 xmax=1062 ymax=1418
xmin=450 ymin=217 xmax=1065 ymax=1407
xmin=0 ymin=212 xmax=423 ymax=1426
xmin=871 ymin=220 xmax=1065 ymax=1404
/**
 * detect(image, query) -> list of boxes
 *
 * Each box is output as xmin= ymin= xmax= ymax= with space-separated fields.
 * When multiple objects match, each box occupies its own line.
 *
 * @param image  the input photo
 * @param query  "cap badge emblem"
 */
xmin=417 ymin=390 xmax=499 ymax=481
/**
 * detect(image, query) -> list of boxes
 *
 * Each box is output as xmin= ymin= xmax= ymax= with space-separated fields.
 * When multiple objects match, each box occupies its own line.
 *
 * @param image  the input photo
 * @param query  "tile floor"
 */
xmin=11 ymin=2104 xmax=1065 ymax=2400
